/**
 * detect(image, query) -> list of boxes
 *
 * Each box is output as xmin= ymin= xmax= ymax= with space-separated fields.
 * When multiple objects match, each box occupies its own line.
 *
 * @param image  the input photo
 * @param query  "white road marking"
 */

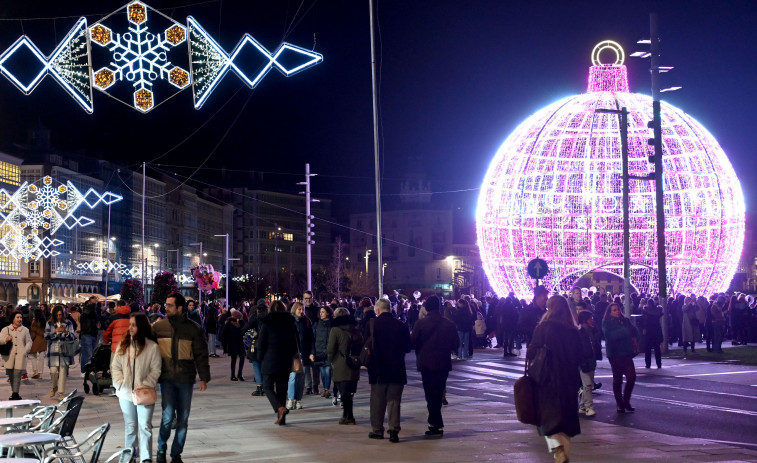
xmin=674 ymin=370 xmax=757 ymax=378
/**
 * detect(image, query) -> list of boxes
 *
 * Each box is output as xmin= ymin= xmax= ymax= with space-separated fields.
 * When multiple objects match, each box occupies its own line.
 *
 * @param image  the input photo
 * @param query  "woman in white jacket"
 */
xmin=111 ymin=313 xmax=162 ymax=463
xmin=0 ymin=311 xmax=32 ymax=400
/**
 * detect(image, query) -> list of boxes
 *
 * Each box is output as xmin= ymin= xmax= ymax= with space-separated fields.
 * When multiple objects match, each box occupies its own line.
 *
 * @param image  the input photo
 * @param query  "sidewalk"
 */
xmin=7 ymin=352 xmax=757 ymax=462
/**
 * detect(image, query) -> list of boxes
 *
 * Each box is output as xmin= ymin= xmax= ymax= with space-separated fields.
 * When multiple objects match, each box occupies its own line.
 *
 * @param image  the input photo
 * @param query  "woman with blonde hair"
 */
xmin=526 ymin=295 xmax=581 ymax=463
xmin=111 ymin=313 xmax=162 ymax=463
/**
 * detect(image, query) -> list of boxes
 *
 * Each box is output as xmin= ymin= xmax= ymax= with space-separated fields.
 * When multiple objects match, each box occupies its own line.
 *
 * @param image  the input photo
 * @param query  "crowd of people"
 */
xmin=0 ymin=286 xmax=753 ymax=463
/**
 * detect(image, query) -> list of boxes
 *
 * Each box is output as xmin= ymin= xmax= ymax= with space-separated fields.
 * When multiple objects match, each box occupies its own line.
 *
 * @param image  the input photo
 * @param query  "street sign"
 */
xmin=527 ymin=258 xmax=549 ymax=280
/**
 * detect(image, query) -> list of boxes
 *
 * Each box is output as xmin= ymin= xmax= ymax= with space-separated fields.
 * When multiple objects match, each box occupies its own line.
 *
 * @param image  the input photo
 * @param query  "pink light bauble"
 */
xmin=476 ymin=41 xmax=744 ymax=299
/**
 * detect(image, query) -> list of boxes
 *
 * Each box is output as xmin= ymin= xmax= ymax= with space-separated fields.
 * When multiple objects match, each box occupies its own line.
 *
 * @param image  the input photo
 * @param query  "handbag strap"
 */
xmin=131 ymin=347 xmax=136 ymax=390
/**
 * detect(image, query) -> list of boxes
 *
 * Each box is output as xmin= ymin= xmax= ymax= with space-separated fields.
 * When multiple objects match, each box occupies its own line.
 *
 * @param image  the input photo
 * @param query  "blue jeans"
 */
xmin=457 ymin=330 xmax=470 ymax=359
xmin=119 ymin=397 xmax=155 ymax=462
xmin=287 ymin=371 xmax=305 ymax=400
xmin=79 ymin=334 xmax=97 ymax=373
xmin=318 ymin=364 xmax=332 ymax=391
xmin=251 ymin=360 xmax=262 ymax=384
xmin=158 ymin=381 xmax=193 ymax=458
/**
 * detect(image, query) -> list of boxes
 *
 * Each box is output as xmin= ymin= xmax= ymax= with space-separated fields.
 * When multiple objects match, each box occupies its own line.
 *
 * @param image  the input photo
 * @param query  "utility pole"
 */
xmin=298 ymin=164 xmax=317 ymax=292
xmin=369 ymin=0 xmax=383 ymax=297
xmin=104 ymin=204 xmax=111 ymax=300
xmin=649 ymin=13 xmax=669 ymax=353
xmin=141 ymin=162 xmax=146 ymax=296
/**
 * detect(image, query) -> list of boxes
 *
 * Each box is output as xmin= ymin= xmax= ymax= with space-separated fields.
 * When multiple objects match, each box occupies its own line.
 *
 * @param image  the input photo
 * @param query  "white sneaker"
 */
xmin=585 ymin=407 xmax=596 ymax=417
xmin=295 ymin=400 xmax=302 ymax=410
xmin=286 ymin=398 xmax=294 ymax=410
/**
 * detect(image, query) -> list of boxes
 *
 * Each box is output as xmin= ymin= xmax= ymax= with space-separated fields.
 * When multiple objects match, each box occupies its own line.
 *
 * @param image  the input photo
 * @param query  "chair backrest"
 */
xmin=57 ymin=388 xmax=79 ymax=409
xmin=103 ymin=448 xmax=133 ymax=463
xmin=46 ymin=409 xmax=71 ymax=434
xmin=87 ymin=423 xmax=110 ymax=463
xmin=58 ymin=396 xmax=85 ymax=439
xmin=25 ymin=405 xmax=57 ymax=432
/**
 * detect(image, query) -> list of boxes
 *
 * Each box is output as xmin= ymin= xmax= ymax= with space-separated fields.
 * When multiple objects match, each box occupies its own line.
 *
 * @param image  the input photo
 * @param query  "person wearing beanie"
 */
xmin=410 ymin=295 xmax=459 ymax=438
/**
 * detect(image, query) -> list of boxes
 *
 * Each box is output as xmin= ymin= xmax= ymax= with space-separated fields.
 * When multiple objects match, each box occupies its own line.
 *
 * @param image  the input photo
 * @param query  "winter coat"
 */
xmin=312 ymin=318 xmax=331 ymax=366
xmin=578 ymin=325 xmax=598 ymax=372
xmin=0 ymin=324 xmax=32 ymax=369
xmin=294 ymin=315 xmax=314 ymax=367
xmin=152 ymin=313 xmax=211 ymax=384
xmin=527 ymin=320 xmax=582 ymax=438
xmin=453 ymin=306 xmax=473 ymax=332
xmin=517 ymin=303 xmax=545 ymax=338
xmin=204 ymin=308 xmax=218 ymax=335
xmin=367 ymin=312 xmax=412 ymax=385
xmin=327 ymin=315 xmax=362 ymax=382
xmin=642 ymin=305 xmax=663 ymax=344
xmin=111 ymin=340 xmax=162 ymax=402
xmin=410 ymin=311 xmax=459 ymax=372
xmin=103 ymin=305 xmax=131 ymax=352
xmin=602 ymin=316 xmax=638 ymax=358
xmin=711 ymin=303 xmax=725 ymax=326
xmin=682 ymin=303 xmax=700 ymax=343
xmin=30 ymin=320 xmax=47 ymax=354
xmin=256 ymin=312 xmax=298 ymax=376
xmin=304 ymin=303 xmax=320 ymax=325
xmin=45 ymin=320 xmax=76 ymax=368
xmin=221 ymin=319 xmax=245 ymax=357
xmin=80 ymin=303 xmax=99 ymax=337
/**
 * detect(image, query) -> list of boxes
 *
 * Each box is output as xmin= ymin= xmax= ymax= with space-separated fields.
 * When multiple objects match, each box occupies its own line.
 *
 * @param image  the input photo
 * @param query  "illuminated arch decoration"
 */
xmin=0 ymin=176 xmax=123 ymax=261
xmin=187 ymin=16 xmax=323 ymax=109
xmin=0 ymin=1 xmax=323 ymax=113
xmin=0 ymin=18 xmax=93 ymax=112
xmin=476 ymin=41 xmax=744 ymax=299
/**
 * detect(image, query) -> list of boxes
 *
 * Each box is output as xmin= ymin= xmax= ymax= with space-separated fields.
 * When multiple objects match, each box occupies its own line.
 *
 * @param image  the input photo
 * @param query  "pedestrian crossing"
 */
xmin=405 ymin=356 xmax=528 ymax=398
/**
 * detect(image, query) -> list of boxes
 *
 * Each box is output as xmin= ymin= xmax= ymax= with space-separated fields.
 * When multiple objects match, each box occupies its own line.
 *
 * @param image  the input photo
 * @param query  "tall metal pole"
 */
xmin=369 ymin=0 xmax=383 ymax=297
xmin=104 ymin=204 xmax=111 ymax=300
xmin=198 ymin=241 xmax=203 ymax=306
xmin=141 ymin=162 xmax=146 ymax=301
xmin=620 ymin=107 xmax=632 ymax=317
xmin=305 ymin=164 xmax=313 ymax=292
xmin=650 ymin=13 xmax=669 ymax=353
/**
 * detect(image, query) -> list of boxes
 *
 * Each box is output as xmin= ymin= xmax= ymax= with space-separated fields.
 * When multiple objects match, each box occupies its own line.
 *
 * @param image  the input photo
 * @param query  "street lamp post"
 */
xmin=215 ymin=233 xmax=240 ymax=309
xmin=364 ymin=249 xmax=372 ymax=275
xmin=190 ymin=242 xmax=203 ymax=305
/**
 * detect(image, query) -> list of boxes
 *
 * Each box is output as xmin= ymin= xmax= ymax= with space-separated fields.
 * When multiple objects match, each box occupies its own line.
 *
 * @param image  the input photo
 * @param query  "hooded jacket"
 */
xmin=104 ymin=304 xmax=131 ymax=352
xmin=328 ymin=315 xmax=362 ymax=382
xmin=152 ymin=313 xmax=211 ymax=384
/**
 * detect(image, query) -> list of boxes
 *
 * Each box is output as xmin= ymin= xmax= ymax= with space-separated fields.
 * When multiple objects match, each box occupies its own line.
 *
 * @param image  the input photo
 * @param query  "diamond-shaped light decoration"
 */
xmin=165 ymin=25 xmax=186 ymax=45
xmin=90 ymin=24 xmax=113 ymax=46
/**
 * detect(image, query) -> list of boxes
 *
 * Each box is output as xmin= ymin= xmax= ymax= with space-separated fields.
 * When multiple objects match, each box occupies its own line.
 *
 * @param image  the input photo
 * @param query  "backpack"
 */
xmin=344 ymin=330 xmax=364 ymax=370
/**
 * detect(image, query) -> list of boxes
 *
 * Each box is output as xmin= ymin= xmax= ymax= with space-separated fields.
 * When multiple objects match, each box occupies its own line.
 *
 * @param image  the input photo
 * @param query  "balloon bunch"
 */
xmin=191 ymin=264 xmax=221 ymax=294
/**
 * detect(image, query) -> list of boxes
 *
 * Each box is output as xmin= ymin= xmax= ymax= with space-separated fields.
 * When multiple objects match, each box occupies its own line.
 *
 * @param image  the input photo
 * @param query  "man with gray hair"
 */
xmin=366 ymin=299 xmax=411 ymax=443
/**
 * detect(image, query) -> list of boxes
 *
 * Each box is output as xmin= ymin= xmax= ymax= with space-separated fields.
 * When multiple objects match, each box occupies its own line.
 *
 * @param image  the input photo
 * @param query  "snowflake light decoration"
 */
xmin=476 ymin=41 xmax=744 ymax=299
xmin=0 ymin=2 xmax=323 ymax=113
xmin=76 ymin=259 xmax=141 ymax=278
xmin=89 ymin=1 xmax=189 ymax=113
xmin=0 ymin=176 xmax=123 ymax=261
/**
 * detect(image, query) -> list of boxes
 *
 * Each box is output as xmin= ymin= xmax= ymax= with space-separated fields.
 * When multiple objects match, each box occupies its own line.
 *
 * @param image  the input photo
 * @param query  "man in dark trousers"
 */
xmin=410 ymin=295 xmax=459 ymax=438
xmin=367 ymin=299 xmax=411 ymax=443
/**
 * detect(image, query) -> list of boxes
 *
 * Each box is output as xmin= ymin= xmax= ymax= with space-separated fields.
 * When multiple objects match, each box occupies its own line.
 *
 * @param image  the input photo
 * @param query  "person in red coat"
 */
xmin=104 ymin=300 xmax=132 ymax=355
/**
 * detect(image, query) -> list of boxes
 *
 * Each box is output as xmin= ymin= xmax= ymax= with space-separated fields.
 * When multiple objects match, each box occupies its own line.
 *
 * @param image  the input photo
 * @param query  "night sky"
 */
xmin=0 ymin=0 xmax=755 ymax=238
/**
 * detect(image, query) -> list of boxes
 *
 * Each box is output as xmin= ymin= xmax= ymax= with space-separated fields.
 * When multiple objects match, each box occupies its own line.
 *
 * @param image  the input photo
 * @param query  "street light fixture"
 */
xmin=364 ymin=249 xmax=372 ymax=274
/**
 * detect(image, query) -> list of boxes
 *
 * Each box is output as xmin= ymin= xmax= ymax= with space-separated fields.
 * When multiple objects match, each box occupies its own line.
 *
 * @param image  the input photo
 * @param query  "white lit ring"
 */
xmin=591 ymin=40 xmax=624 ymax=66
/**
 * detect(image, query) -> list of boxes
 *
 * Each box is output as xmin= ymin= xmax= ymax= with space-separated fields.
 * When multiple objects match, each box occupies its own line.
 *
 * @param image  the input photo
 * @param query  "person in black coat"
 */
xmin=205 ymin=305 xmax=219 ymax=358
xmin=526 ymin=295 xmax=582 ymax=463
xmin=310 ymin=306 xmax=333 ymax=398
xmin=243 ymin=302 xmax=268 ymax=396
xmin=642 ymin=299 xmax=663 ymax=368
xmin=367 ymin=299 xmax=411 ymax=442
xmin=287 ymin=302 xmax=313 ymax=409
xmin=256 ymin=300 xmax=298 ymax=426
xmin=222 ymin=309 xmax=245 ymax=381
xmin=410 ymin=295 xmax=459 ymax=437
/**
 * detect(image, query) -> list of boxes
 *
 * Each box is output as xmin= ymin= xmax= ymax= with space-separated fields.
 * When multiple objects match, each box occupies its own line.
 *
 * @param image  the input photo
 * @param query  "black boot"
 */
xmin=251 ymin=384 xmax=264 ymax=396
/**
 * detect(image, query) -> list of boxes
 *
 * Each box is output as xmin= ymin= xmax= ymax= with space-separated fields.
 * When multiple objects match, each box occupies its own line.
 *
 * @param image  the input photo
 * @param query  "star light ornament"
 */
xmin=0 ymin=176 xmax=123 ymax=261
xmin=476 ymin=41 xmax=744 ymax=299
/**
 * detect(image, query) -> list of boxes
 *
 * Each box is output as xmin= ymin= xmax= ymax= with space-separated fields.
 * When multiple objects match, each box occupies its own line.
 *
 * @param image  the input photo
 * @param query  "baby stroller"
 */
xmin=82 ymin=343 xmax=112 ymax=395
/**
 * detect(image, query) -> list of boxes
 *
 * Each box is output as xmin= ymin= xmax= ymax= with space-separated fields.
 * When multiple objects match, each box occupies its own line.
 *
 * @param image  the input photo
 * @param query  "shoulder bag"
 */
xmin=513 ymin=358 xmax=539 ymax=426
xmin=292 ymin=328 xmax=304 ymax=373
xmin=131 ymin=350 xmax=158 ymax=406
xmin=61 ymin=336 xmax=80 ymax=358
xmin=0 ymin=328 xmax=12 ymax=356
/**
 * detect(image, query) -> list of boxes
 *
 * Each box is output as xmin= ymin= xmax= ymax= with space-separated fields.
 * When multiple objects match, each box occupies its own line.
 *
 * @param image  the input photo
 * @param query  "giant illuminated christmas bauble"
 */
xmin=477 ymin=41 xmax=744 ymax=298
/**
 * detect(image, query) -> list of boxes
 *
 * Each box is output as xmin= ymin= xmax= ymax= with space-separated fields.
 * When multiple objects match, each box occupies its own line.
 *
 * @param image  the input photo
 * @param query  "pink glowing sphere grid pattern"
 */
xmin=476 ymin=62 xmax=744 ymax=299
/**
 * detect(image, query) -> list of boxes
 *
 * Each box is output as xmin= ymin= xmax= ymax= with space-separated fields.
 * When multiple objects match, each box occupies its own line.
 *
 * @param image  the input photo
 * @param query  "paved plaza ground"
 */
xmin=4 ymin=349 xmax=757 ymax=462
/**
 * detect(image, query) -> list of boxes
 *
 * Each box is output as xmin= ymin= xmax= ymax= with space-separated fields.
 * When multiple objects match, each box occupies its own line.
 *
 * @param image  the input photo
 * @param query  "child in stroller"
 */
xmin=82 ymin=343 xmax=112 ymax=395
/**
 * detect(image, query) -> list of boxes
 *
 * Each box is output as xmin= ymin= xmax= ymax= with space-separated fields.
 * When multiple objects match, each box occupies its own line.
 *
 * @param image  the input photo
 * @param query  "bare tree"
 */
xmin=328 ymin=236 xmax=346 ymax=298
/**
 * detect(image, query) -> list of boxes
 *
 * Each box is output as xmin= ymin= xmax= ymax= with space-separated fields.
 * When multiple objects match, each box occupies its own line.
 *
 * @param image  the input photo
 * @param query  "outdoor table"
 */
xmin=0 ymin=416 xmax=32 ymax=431
xmin=0 ymin=431 xmax=61 ymax=458
xmin=0 ymin=458 xmax=40 ymax=463
xmin=0 ymin=401 xmax=40 ymax=418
